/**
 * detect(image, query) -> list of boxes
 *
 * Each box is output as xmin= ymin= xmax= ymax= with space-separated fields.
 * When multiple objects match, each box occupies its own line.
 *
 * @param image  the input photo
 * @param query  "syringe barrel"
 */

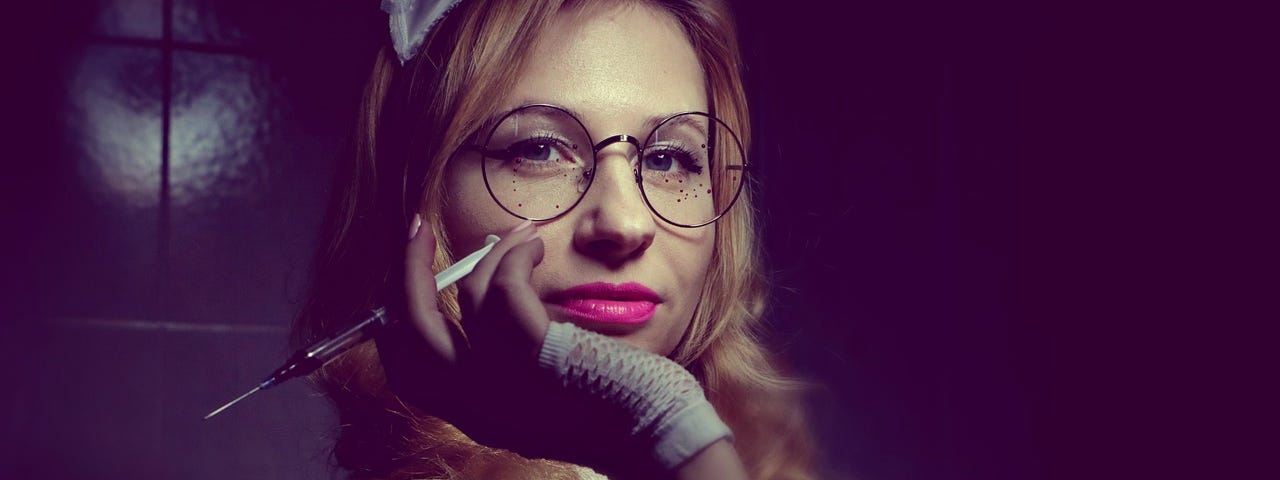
xmin=262 ymin=308 xmax=392 ymax=388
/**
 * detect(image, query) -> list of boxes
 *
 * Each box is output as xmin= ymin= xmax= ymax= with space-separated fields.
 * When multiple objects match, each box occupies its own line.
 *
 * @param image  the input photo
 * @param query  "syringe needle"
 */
xmin=201 ymin=236 xmax=503 ymax=421
xmin=203 ymin=385 xmax=262 ymax=420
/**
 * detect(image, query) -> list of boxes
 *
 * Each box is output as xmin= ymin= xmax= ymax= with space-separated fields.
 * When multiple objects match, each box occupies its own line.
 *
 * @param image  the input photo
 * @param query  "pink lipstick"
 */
xmin=546 ymin=282 xmax=661 ymax=325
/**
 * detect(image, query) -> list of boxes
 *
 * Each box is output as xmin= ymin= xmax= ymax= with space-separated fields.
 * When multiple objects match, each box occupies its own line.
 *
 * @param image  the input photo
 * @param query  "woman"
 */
xmin=291 ymin=0 xmax=815 ymax=478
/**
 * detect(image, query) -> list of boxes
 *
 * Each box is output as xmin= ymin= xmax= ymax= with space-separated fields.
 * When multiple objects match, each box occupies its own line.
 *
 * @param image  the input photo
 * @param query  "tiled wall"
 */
xmin=5 ymin=1 xmax=380 ymax=478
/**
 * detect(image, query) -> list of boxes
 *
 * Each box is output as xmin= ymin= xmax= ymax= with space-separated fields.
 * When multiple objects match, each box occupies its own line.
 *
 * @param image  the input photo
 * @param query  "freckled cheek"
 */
xmin=441 ymin=168 xmax=508 ymax=249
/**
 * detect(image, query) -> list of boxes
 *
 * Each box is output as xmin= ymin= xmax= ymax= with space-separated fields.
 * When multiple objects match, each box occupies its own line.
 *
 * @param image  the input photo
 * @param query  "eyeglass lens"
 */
xmin=481 ymin=105 xmax=744 ymax=227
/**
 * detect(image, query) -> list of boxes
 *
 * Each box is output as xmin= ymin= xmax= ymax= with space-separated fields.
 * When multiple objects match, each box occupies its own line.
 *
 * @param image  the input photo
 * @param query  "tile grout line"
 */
xmin=159 ymin=0 xmax=172 ymax=468
xmin=159 ymin=0 xmax=173 ymax=321
xmin=86 ymin=34 xmax=261 ymax=57
xmin=43 ymin=317 xmax=289 ymax=334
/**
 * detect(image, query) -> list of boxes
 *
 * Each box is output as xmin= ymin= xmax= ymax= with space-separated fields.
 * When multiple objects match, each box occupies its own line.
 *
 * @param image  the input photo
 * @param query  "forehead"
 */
xmin=501 ymin=3 xmax=707 ymax=132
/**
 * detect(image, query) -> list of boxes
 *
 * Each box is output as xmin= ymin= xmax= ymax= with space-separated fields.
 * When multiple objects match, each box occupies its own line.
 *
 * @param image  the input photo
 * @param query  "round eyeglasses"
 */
xmin=460 ymin=104 xmax=748 ymax=228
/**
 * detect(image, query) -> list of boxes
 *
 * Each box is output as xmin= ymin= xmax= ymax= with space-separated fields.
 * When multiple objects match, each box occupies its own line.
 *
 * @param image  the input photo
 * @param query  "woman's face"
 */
xmin=442 ymin=4 xmax=713 ymax=356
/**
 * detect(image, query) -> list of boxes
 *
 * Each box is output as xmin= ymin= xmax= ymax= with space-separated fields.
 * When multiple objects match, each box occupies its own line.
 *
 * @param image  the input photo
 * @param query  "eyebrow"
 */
xmin=472 ymin=104 xmax=587 ymax=138
xmin=481 ymin=103 xmax=710 ymax=138
xmin=646 ymin=112 xmax=710 ymax=139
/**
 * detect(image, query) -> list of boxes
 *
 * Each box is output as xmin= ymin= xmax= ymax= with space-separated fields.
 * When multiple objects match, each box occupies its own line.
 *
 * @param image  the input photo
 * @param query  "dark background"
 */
xmin=2 ymin=1 xmax=1272 ymax=479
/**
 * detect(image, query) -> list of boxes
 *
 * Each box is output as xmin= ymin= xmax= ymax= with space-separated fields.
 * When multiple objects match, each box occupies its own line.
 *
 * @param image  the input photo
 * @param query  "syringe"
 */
xmin=203 ymin=234 xmax=502 ymax=420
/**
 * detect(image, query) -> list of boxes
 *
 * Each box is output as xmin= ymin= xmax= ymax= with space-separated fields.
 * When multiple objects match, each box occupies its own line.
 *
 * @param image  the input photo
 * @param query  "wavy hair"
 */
xmin=291 ymin=0 xmax=816 ymax=478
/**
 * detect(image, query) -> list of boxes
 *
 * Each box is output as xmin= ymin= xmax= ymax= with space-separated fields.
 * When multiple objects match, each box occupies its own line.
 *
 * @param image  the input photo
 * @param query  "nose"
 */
xmin=572 ymin=142 xmax=656 ymax=264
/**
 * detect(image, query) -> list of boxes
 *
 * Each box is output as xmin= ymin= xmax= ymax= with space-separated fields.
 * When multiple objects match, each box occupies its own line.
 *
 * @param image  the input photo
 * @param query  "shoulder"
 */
xmin=574 ymin=464 xmax=610 ymax=480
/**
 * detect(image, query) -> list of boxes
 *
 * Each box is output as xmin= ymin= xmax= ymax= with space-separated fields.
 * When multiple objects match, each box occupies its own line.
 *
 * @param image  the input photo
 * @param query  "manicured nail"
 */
xmin=408 ymin=214 xmax=422 ymax=240
xmin=524 ymin=228 xmax=541 ymax=243
xmin=509 ymin=219 xmax=533 ymax=235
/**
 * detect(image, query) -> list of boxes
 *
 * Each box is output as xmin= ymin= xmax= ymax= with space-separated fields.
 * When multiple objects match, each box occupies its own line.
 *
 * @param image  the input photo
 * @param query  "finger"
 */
xmin=457 ymin=219 xmax=538 ymax=310
xmin=404 ymin=213 xmax=458 ymax=363
xmin=484 ymin=232 xmax=550 ymax=358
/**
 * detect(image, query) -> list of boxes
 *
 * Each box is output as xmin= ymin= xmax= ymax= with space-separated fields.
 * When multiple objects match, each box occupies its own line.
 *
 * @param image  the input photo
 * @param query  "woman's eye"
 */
xmin=515 ymin=141 xmax=553 ymax=161
xmin=501 ymin=133 xmax=583 ymax=165
xmin=643 ymin=148 xmax=703 ymax=175
xmin=644 ymin=152 xmax=677 ymax=171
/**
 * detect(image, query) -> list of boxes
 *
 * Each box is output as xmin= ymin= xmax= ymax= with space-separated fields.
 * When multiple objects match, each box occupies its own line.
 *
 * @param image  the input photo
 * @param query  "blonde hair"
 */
xmin=291 ymin=1 xmax=816 ymax=478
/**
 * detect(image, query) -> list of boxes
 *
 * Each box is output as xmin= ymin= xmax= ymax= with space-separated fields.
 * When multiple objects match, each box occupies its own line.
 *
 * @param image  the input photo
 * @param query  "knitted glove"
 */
xmin=537 ymin=321 xmax=733 ymax=470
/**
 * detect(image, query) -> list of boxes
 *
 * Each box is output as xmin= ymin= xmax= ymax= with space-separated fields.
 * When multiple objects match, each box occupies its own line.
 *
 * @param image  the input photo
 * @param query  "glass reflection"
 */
xmin=65 ymin=45 xmax=162 ymax=209
xmin=171 ymin=52 xmax=280 ymax=209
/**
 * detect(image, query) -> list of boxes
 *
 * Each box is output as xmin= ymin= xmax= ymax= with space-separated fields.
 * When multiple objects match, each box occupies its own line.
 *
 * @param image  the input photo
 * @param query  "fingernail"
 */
xmin=524 ymin=228 xmax=541 ymax=243
xmin=408 ymin=214 xmax=423 ymax=240
xmin=508 ymin=219 xmax=533 ymax=235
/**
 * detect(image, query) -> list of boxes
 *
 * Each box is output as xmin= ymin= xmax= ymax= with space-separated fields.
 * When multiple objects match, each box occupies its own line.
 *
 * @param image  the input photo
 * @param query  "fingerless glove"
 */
xmin=537 ymin=321 xmax=733 ymax=470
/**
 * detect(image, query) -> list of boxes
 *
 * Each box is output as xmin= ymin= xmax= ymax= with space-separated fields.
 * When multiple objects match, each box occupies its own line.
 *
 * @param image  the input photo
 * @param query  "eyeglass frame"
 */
xmin=457 ymin=103 xmax=749 ymax=229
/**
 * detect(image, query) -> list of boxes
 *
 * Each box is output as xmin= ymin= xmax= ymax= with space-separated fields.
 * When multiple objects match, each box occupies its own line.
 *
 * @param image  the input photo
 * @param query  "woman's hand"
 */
xmin=377 ymin=217 xmax=650 ymax=472
xmin=379 ymin=216 xmax=550 ymax=407
xmin=397 ymin=217 xmax=548 ymax=371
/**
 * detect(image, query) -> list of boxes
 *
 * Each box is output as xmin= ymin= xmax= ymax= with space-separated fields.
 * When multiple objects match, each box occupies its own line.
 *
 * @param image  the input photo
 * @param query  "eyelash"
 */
xmin=507 ymin=134 xmax=577 ymax=161
xmin=649 ymin=143 xmax=705 ymax=175
xmin=501 ymin=133 xmax=707 ymax=178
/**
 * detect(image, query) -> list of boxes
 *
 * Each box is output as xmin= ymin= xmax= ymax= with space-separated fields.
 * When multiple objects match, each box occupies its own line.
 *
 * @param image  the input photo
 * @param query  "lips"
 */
xmin=546 ymin=282 xmax=662 ymax=325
